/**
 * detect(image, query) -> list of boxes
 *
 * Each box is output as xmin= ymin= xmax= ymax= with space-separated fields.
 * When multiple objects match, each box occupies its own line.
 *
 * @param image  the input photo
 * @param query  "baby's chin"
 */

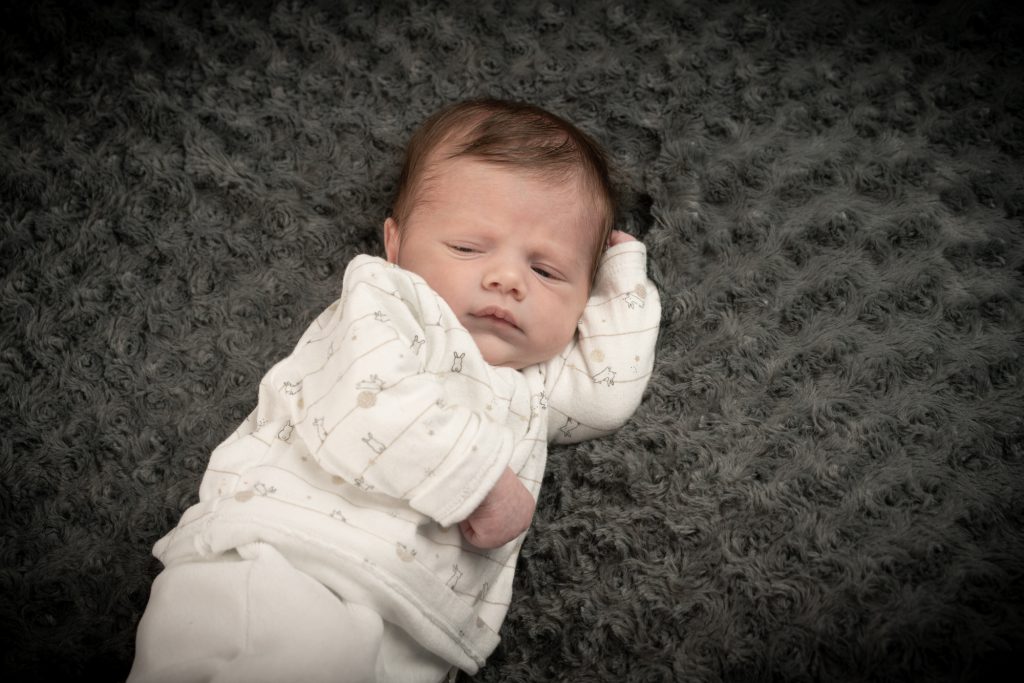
xmin=472 ymin=334 xmax=531 ymax=370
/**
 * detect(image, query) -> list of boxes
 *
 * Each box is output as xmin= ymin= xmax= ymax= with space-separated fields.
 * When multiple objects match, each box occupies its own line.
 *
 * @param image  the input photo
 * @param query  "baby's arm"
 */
xmin=259 ymin=256 xmax=517 ymax=528
xmin=542 ymin=231 xmax=661 ymax=443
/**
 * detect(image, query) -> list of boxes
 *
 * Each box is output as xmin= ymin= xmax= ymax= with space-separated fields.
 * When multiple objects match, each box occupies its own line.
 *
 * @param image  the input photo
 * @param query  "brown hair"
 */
xmin=389 ymin=98 xmax=616 ymax=281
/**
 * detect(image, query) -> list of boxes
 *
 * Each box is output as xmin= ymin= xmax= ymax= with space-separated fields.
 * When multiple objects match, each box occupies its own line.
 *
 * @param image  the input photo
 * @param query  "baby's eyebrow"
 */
xmin=540 ymin=250 xmax=588 ymax=280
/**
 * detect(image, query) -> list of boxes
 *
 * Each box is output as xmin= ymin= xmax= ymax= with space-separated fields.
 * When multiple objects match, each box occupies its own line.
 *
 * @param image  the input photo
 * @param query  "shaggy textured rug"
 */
xmin=2 ymin=0 xmax=1023 ymax=680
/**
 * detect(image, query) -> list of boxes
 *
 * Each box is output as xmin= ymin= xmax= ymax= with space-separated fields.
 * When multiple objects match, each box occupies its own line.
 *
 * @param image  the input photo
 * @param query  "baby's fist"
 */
xmin=458 ymin=467 xmax=535 ymax=550
xmin=607 ymin=230 xmax=637 ymax=247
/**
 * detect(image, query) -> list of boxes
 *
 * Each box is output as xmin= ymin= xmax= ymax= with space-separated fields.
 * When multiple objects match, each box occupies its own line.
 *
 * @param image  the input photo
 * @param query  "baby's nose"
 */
xmin=484 ymin=263 xmax=525 ymax=298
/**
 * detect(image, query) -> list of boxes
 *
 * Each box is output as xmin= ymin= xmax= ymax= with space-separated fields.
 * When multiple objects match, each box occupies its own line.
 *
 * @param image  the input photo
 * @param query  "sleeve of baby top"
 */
xmin=542 ymin=241 xmax=661 ymax=444
xmin=256 ymin=255 xmax=515 ymax=528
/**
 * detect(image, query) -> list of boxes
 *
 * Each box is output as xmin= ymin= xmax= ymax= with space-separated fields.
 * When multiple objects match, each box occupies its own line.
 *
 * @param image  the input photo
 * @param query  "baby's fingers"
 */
xmin=607 ymin=230 xmax=637 ymax=246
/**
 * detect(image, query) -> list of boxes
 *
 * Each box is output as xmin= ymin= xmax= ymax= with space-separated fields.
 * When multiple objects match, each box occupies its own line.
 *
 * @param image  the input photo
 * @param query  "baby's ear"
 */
xmin=383 ymin=217 xmax=401 ymax=263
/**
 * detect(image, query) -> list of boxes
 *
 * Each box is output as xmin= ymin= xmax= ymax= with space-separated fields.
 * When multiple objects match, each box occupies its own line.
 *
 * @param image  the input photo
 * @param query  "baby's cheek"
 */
xmin=549 ymin=317 xmax=580 ymax=353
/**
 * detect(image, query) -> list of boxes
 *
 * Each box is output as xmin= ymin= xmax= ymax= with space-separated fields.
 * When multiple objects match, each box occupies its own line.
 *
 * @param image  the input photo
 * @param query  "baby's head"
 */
xmin=388 ymin=99 xmax=616 ymax=281
xmin=383 ymin=99 xmax=616 ymax=369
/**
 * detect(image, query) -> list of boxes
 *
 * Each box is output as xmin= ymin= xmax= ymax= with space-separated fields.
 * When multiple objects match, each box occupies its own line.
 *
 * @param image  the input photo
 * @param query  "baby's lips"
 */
xmin=474 ymin=305 xmax=519 ymax=329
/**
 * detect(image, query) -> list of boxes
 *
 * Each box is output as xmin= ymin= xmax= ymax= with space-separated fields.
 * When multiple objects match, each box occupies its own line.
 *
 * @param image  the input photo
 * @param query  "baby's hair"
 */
xmin=389 ymin=98 xmax=616 ymax=282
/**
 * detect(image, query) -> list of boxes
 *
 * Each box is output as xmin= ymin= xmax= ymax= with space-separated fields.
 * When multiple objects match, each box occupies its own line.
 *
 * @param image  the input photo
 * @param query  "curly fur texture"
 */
xmin=1 ymin=0 xmax=1023 ymax=680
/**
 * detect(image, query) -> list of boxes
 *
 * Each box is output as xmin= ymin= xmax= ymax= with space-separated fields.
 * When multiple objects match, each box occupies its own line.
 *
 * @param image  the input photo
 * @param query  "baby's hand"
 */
xmin=458 ymin=467 xmax=535 ymax=550
xmin=608 ymin=230 xmax=637 ymax=247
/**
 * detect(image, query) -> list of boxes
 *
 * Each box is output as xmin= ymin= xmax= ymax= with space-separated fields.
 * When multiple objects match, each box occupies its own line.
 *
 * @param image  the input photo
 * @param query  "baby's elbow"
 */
xmin=592 ymin=400 xmax=640 ymax=434
xmin=548 ymin=397 xmax=640 ymax=444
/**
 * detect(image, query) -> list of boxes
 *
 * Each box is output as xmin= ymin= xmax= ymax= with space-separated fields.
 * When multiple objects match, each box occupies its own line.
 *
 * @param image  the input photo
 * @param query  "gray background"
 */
xmin=2 ymin=0 xmax=1022 ymax=680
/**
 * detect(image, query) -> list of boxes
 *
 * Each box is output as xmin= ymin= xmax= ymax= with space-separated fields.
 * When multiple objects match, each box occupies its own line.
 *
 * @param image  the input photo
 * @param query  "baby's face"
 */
xmin=384 ymin=157 xmax=596 ymax=369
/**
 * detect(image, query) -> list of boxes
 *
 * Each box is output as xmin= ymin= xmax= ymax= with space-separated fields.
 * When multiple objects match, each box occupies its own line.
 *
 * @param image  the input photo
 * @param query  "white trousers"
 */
xmin=128 ymin=542 xmax=454 ymax=683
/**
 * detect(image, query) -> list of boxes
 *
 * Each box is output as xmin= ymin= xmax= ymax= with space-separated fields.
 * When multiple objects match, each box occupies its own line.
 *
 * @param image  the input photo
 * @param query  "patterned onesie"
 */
xmin=149 ymin=242 xmax=661 ymax=673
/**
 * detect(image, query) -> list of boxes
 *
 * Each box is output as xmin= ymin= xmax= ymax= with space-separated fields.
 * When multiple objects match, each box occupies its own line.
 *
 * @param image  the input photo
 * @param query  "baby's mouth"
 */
xmin=471 ymin=305 xmax=521 ymax=331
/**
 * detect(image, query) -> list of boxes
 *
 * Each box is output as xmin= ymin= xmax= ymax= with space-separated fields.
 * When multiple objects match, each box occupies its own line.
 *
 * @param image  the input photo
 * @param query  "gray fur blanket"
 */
xmin=2 ymin=0 xmax=1022 ymax=680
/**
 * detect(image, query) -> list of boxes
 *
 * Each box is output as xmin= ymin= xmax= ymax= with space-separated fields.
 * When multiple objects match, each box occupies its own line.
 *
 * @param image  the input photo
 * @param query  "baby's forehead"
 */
xmin=419 ymin=151 xmax=601 ymax=208
xmin=422 ymin=157 xmax=604 ymax=236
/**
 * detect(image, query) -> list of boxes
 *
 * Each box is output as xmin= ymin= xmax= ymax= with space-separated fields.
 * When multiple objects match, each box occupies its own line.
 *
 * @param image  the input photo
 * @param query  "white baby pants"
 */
xmin=128 ymin=541 xmax=454 ymax=683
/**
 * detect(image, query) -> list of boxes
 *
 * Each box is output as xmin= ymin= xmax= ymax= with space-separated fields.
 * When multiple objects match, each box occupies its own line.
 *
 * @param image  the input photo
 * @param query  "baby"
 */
xmin=129 ymin=99 xmax=661 ymax=682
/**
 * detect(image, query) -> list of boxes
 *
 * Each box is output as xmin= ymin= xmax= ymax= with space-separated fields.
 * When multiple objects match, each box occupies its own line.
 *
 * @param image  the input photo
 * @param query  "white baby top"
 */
xmin=153 ymin=243 xmax=661 ymax=673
